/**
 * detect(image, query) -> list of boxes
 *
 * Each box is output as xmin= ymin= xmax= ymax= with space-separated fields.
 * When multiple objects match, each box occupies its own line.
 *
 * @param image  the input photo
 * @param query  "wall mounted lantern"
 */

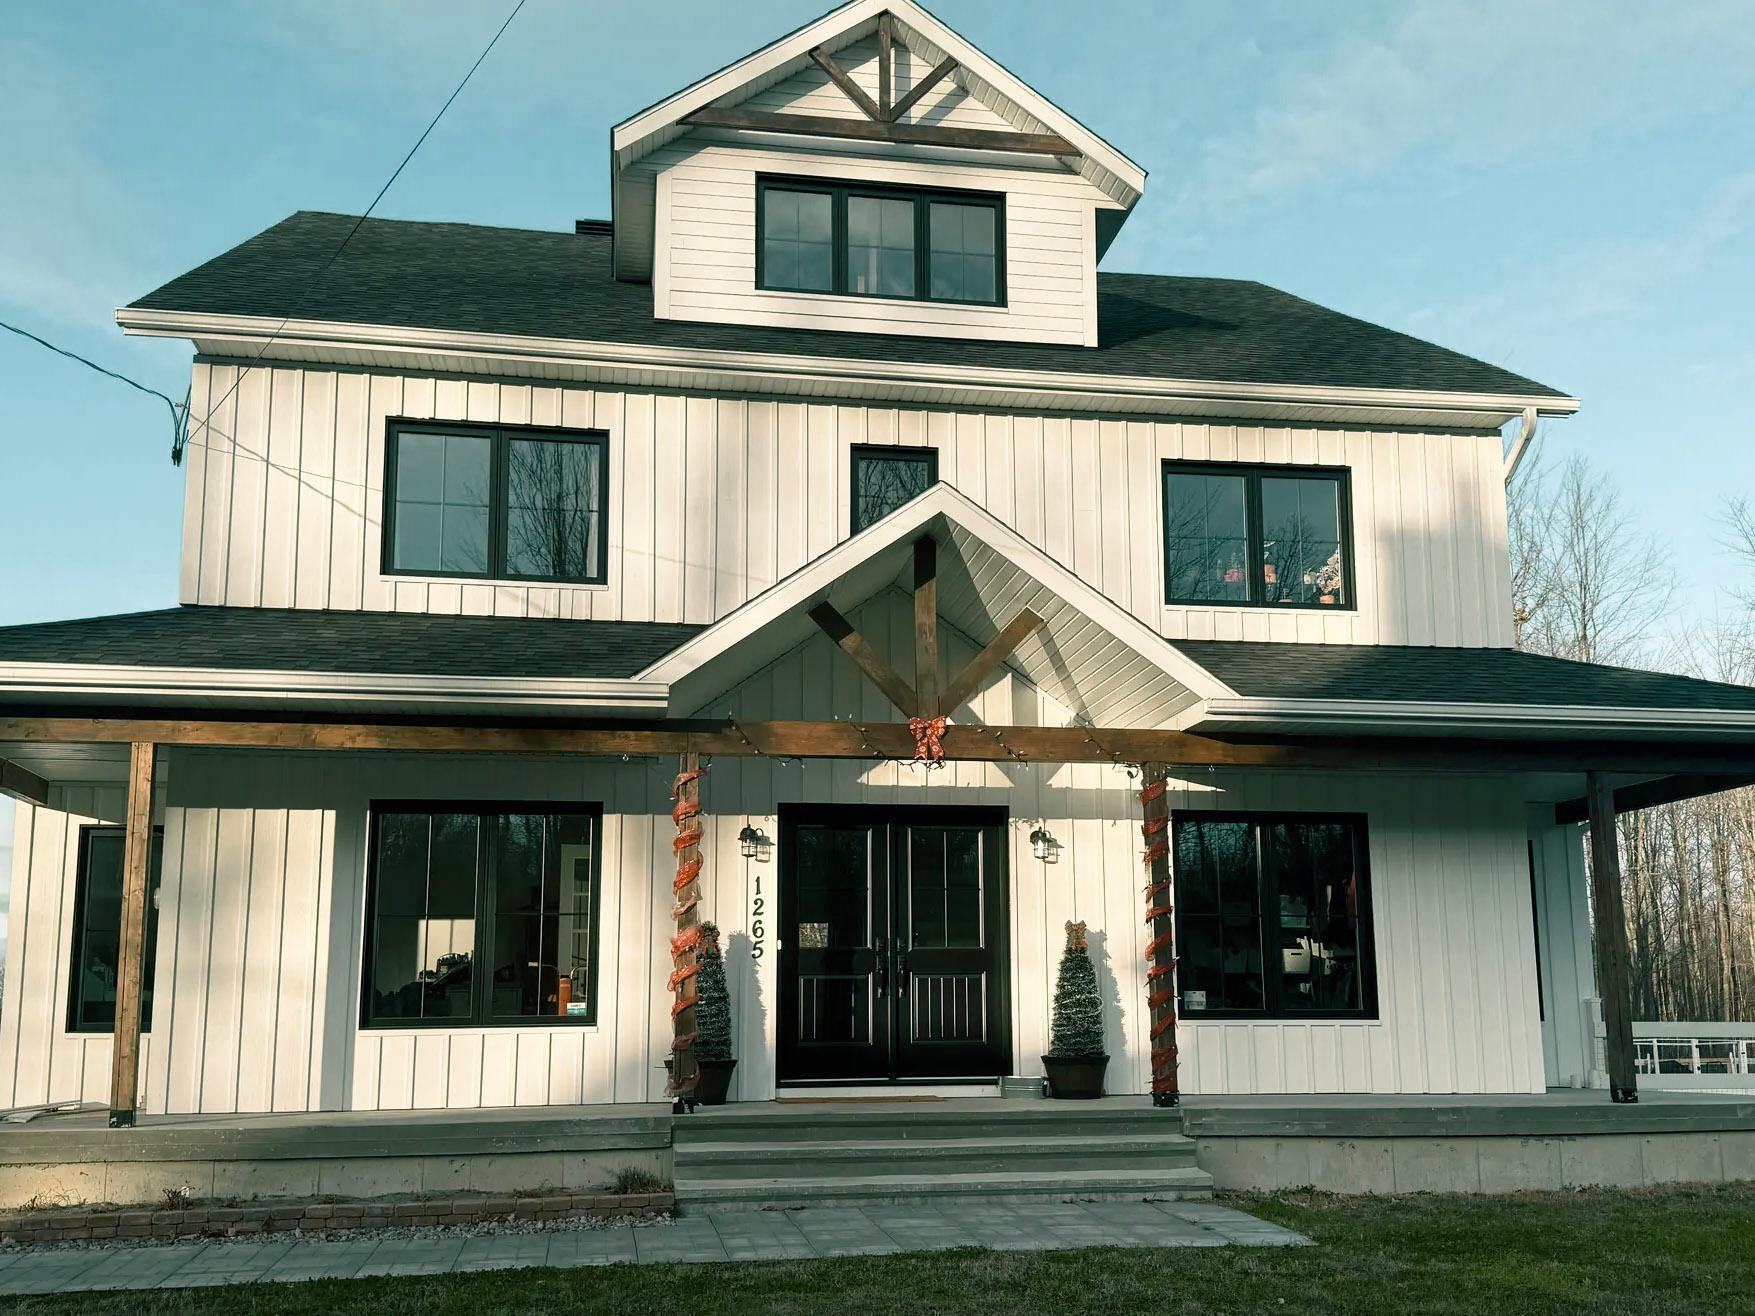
xmin=1029 ymin=824 xmax=1061 ymax=864
xmin=738 ymin=823 xmax=773 ymax=862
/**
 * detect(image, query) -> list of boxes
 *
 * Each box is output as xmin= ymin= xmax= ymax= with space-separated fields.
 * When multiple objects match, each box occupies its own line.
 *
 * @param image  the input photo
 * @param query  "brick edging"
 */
xmin=0 ymin=1191 xmax=673 ymax=1245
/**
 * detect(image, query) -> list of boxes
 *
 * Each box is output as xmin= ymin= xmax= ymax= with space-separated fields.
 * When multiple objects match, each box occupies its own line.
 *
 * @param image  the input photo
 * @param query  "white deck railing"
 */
xmin=1632 ymin=1022 xmax=1755 ymax=1089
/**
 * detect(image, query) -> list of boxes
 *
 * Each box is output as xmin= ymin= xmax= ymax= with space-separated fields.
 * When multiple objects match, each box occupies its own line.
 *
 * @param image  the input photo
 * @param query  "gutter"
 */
xmin=1503 ymin=405 xmax=1539 ymax=485
xmin=0 ymin=661 xmax=671 ymax=716
xmin=115 ymin=308 xmax=1582 ymax=426
xmin=1194 ymin=695 xmax=1755 ymax=739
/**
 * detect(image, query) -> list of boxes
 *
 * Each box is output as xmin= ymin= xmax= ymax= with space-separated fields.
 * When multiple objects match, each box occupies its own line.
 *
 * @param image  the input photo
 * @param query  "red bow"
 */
xmin=908 ymin=715 xmax=947 ymax=763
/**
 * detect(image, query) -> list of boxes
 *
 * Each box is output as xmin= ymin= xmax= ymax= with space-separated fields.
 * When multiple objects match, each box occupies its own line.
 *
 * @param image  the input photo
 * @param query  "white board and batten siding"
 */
xmin=642 ymin=32 xmax=1106 ymax=346
xmin=1 ymin=595 xmax=1545 ymax=1114
xmin=179 ymin=362 xmax=1515 ymax=649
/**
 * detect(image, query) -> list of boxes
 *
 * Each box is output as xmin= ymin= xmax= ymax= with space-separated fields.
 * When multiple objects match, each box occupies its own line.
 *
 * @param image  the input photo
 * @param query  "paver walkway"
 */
xmin=0 ymin=1200 xmax=1305 ymax=1294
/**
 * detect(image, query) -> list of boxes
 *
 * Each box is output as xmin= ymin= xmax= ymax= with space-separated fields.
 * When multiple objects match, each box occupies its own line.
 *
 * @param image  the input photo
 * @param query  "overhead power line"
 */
xmin=183 ymin=0 xmax=528 ymax=465
xmin=0 ymin=318 xmax=189 ymax=461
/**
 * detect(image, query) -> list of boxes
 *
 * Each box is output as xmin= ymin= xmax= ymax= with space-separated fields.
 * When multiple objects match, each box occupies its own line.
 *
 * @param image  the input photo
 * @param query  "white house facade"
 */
xmin=6 ymin=0 xmax=1754 ymax=1134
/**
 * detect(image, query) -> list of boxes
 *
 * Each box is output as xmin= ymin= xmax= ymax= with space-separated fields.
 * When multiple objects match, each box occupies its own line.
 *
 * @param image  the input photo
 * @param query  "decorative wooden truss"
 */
xmin=681 ymin=12 xmax=1078 ymax=158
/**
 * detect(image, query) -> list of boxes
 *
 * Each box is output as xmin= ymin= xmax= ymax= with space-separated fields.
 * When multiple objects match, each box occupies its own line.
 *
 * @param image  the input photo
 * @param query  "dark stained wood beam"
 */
xmin=1554 ymin=773 xmax=1755 ymax=825
xmin=810 ymin=47 xmax=884 ymax=121
xmin=0 ymin=756 xmax=49 ymax=807
xmin=6 ymin=715 xmax=1755 ymax=775
xmin=1587 ymin=771 xmax=1638 ymax=1103
xmin=680 ymin=105 xmax=1076 ymax=156
xmin=876 ymin=14 xmax=893 ymax=119
xmin=808 ymin=602 xmax=919 ymax=717
xmin=914 ymin=536 xmax=939 ymax=718
xmin=941 ymin=608 xmax=1043 ymax=713
xmin=109 ymin=741 xmax=155 ymax=1128
xmin=889 ymin=56 xmax=957 ymax=122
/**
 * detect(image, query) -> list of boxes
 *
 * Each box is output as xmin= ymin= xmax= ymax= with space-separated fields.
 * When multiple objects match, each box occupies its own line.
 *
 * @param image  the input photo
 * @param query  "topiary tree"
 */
xmin=1047 ymin=921 xmax=1105 ymax=1057
xmin=693 ymin=922 xmax=734 ymax=1063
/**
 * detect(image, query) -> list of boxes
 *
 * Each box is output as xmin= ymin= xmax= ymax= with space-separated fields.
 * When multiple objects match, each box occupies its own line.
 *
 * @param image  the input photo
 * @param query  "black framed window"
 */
xmin=758 ymin=175 xmax=1004 ymax=306
xmin=361 ymin=803 xmax=602 ymax=1029
xmin=1174 ymin=813 xmax=1376 ymax=1019
xmin=385 ymin=421 xmax=608 ymax=585
xmin=1163 ymin=461 xmax=1353 ymax=608
xmin=851 ymin=445 xmax=939 ymax=532
xmin=68 ymin=826 xmax=164 ymax=1033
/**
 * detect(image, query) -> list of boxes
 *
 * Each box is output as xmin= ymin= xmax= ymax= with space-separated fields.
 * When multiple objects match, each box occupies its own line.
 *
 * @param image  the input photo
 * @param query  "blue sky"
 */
xmin=0 ymin=0 xmax=1751 ymax=945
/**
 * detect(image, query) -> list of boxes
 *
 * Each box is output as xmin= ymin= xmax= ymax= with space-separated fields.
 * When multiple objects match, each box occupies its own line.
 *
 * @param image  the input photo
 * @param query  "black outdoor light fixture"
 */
xmin=1029 ymin=824 xmax=1060 ymax=864
xmin=738 ymin=823 xmax=772 ymax=862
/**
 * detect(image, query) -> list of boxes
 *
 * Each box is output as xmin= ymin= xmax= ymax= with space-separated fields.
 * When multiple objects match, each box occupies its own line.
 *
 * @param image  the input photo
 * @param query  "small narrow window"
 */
xmin=68 ymin=827 xmax=164 ymax=1033
xmin=1174 ymin=813 xmax=1375 ymax=1019
xmin=385 ymin=422 xmax=609 ymax=586
xmin=1163 ymin=461 xmax=1353 ymax=608
xmin=757 ymin=176 xmax=1004 ymax=306
xmin=362 ymin=804 xmax=602 ymax=1029
xmin=851 ymin=445 xmax=939 ymax=533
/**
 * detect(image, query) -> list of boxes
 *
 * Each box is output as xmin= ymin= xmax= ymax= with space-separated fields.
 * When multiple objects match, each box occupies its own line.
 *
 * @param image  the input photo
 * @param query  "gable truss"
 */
xmin=682 ymin=10 xmax=1078 ymax=158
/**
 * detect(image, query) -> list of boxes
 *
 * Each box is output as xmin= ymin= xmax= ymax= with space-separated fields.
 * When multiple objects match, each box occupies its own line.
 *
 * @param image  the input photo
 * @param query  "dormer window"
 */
xmin=757 ymin=176 xmax=1004 ymax=307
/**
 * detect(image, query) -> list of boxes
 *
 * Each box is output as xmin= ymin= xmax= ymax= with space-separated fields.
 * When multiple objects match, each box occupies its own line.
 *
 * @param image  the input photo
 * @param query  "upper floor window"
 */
xmin=1162 ymin=461 xmax=1352 ymax=608
xmin=362 ymin=803 xmax=601 ymax=1029
xmin=385 ymin=421 xmax=609 ymax=585
xmin=1174 ymin=813 xmax=1376 ymax=1019
xmin=758 ymin=176 xmax=1004 ymax=307
xmin=69 ymin=826 xmax=164 ymax=1033
xmin=851 ymin=444 xmax=939 ymax=532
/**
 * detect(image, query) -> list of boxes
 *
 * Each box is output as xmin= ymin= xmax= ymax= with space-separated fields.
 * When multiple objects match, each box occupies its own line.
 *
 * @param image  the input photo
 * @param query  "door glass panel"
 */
xmin=795 ymin=825 xmax=871 ymax=948
xmin=909 ymin=827 xmax=946 ymax=949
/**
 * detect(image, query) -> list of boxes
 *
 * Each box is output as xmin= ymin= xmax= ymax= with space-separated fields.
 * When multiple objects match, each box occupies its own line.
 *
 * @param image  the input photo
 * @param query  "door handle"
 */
xmin=874 ymin=937 xmax=887 ymax=996
xmin=897 ymin=950 xmax=911 ymax=995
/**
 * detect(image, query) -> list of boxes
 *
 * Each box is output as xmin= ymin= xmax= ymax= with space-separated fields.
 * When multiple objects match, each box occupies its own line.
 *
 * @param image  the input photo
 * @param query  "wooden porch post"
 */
xmin=108 ymin=741 xmax=156 ymax=1128
xmin=1586 ymin=770 xmax=1638 ymax=1103
xmin=1140 ymin=764 xmax=1179 ymax=1107
xmin=669 ymin=753 xmax=705 ymax=1111
xmin=914 ymin=536 xmax=939 ymax=717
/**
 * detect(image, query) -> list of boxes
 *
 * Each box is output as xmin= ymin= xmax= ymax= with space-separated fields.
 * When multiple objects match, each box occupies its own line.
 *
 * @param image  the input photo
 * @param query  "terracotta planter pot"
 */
xmin=1041 ymin=1054 xmax=1108 ymax=1099
xmin=695 ymin=1058 xmax=737 ymax=1105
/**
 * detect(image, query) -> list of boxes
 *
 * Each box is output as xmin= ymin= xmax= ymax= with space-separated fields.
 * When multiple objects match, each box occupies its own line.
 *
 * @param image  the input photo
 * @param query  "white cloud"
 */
xmin=1166 ymin=0 xmax=1755 ymax=219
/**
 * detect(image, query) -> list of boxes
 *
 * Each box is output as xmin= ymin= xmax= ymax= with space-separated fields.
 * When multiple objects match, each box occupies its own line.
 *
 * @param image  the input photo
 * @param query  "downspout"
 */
xmin=1503 ymin=405 xmax=1539 ymax=485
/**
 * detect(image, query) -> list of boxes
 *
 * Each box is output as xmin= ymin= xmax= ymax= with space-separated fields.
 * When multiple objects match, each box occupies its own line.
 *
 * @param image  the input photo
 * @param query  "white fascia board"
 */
xmin=1194 ymin=696 xmax=1755 ymax=739
xmin=115 ymin=308 xmax=1582 ymax=426
xmin=0 ymin=662 xmax=670 ymax=715
xmin=638 ymin=483 xmax=1236 ymax=702
xmin=609 ymin=0 xmax=1145 ymax=203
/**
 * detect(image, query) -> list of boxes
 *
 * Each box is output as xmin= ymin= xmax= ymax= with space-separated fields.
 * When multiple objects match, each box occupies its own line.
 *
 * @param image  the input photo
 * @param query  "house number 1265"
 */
xmin=749 ymin=874 xmax=766 ymax=960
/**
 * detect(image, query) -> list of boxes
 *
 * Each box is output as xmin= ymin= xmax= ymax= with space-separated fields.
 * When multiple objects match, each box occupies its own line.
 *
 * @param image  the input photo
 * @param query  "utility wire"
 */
xmin=184 ymin=0 xmax=527 ymax=465
xmin=1 ymin=318 xmax=189 ymax=459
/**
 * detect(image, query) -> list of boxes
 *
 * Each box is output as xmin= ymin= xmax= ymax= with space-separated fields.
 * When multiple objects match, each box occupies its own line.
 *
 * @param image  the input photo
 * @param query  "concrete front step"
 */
xmin=676 ymin=1104 xmax=1184 ymax=1146
xmin=674 ymin=1166 xmax=1214 ymax=1209
xmin=675 ymin=1132 xmax=1202 ymax=1179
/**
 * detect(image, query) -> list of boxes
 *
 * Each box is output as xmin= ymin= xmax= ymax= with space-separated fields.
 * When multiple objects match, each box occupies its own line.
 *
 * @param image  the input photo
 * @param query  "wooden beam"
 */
xmin=1141 ymin=763 xmax=1179 ymax=1107
xmin=889 ymin=56 xmax=957 ymax=121
xmin=940 ymin=608 xmax=1043 ymax=713
xmin=808 ymin=602 xmax=919 ymax=716
xmin=0 ymin=756 xmax=49 ymax=807
xmin=109 ymin=741 xmax=155 ymax=1128
xmin=1554 ymin=773 xmax=1755 ymax=825
xmin=1587 ymin=771 xmax=1638 ymax=1103
xmin=877 ymin=13 xmax=893 ymax=119
xmin=680 ymin=105 xmax=1076 ymax=156
xmin=914 ymin=537 xmax=938 ymax=718
xmin=6 ymin=715 xmax=1755 ymax=775
xmin=669 ymin=752 xmax=703 ymax=1111
xmin=809 ymin=47 xmax=884 ymax=121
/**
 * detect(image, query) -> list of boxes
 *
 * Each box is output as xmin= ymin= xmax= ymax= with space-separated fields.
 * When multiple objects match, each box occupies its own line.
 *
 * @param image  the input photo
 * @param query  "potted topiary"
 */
xmin=1042 ymin=920 xmax=1108 ymax=1099
xmin=692 ymin=922 xmax=737 ymax=1104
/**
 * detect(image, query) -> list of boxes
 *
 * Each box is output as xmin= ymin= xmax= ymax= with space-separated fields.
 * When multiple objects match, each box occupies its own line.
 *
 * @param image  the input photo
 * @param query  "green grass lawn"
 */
xmin=12 ymin=1184 xmax=1755 ymax=1316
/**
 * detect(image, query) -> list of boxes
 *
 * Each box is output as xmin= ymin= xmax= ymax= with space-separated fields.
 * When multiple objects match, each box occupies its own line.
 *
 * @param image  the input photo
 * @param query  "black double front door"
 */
xmin=778 ymin=807 xmax=1011 ymax=1084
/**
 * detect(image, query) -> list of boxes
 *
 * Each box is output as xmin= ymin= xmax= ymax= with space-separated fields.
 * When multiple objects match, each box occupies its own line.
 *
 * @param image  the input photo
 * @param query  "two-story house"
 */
xmin=7 ymin=0 xmax=1755 ymax=1147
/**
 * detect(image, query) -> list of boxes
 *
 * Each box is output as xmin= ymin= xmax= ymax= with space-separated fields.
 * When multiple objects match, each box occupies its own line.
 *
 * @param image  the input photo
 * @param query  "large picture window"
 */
xmin=1173 ymin=813 xmax=1375 ymax=1019
xmin=758 ymin=176 xmax=1004 ymax=307
xmin=851 ymin=444 xmax=939 ymax=532
xmin=361 ymin=803 xmax=602 ymax=1028
xmin=68 ymin=826 xmax=164 ymax=1033
xmin=1162 ymin=461 xmax=1352 ymax=608
xmin=384 ymin=422 xmax=609 ymax=585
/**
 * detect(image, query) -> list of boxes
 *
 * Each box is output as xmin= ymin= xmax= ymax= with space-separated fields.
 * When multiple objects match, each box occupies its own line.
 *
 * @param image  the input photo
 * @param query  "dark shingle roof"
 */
xmin=129 ymin=211 xmax=1568 ymax=400
xmin=0 ymin=608 xmax=703 ymax=680
xmin=1171 ymin=641 xmax=1755 ymax=712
